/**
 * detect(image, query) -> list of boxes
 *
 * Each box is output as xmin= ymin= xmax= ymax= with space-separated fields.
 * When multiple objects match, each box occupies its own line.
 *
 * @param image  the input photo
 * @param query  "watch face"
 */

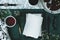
xmin=29 ymin=0 xmax=38 ymax=5
xmin=5 ymin=16 xmax=16 ymax=27
xmin=41 ymin=0 xmax=60 ymax=14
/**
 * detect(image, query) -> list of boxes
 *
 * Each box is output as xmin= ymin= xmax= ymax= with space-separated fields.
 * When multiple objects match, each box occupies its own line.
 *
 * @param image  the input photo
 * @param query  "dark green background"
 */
xmin=0 ymin=9 xmax=60 ymax=40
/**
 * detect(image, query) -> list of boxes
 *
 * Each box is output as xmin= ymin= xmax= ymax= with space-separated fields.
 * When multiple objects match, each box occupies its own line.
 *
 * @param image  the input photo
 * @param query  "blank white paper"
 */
xmin=23 ymin=14 xmax=43 ymax=38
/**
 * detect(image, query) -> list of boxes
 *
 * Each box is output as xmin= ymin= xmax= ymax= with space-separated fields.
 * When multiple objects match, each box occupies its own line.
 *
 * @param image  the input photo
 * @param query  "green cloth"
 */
xmin=0 ymin=9 xmax=60 ymax=40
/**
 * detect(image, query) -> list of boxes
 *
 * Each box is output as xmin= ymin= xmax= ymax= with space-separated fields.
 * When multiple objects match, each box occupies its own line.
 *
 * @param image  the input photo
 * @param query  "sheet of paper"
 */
xmin=0 ymin=19 xmax=2 ymax=25
xmin=23 ymin=14 xmax=43 ymax=38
